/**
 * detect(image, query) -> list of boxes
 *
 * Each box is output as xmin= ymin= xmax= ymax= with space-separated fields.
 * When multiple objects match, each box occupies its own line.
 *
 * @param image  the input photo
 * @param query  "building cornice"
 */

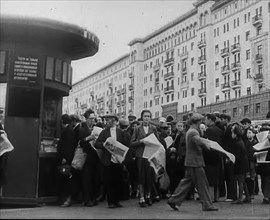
xmin=128 ymin=8 xmax=197 ymax=46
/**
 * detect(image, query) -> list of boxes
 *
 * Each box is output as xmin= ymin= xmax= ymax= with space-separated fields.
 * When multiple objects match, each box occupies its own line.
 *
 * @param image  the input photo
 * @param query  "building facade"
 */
xmin=63 ymin=0 xmax=270 ymax=122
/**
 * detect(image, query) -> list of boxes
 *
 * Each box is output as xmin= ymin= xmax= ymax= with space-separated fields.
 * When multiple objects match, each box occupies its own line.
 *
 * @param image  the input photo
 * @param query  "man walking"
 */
xmin=167 ymin=113 xmax=218 ymax=211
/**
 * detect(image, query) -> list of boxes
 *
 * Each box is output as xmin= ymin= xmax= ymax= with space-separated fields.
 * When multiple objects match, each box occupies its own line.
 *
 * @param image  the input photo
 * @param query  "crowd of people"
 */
xmin=56 ymin=109 xmax=270 ymax=212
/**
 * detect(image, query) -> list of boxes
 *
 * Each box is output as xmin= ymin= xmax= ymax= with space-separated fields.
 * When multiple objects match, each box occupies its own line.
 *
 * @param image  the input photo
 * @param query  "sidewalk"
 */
xmin=1 ymin=194 xmax=269 ymax=219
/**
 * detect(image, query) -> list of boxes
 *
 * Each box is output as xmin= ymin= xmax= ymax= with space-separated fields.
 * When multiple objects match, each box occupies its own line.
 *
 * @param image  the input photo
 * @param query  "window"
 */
xmin=0 ymin=51 xmax=6 ymax=74
xmin=233 ymin=107 xmax=238 ymax=117
xmin=45 ymin=57 xmax=54 ymax=80
xmin=245 ymin=31 xmax=250 ymax=41
xmin=255 ymin=103 xmax=261 ymax=113
xmin=257 ymin=45 xmax=262 ymax=54
xmin=247 ymin=87 xmax=251 ymax=95
xmin=191 ymin=57 xmax=194 ymax=66
xmin=191 ymin=72 xmax=194 ymax=81
xmin=258 ymin=64 xmax=263 ymax=74
xmin=167 ymin=95 xmax=169 ymax=102
xmin=214 ymin=95 xmax=219 ymax=103
xmin=246 ymin=49 xmax=250 ymax=60
xmin=215 ymin=61 xmax=219 ymax=70
xmin=171 ymin=94 xmax=174 ymax=101
xmin=191 ymin=88 xmax=194 ymax=96
xmin=246 ymin=68 xmax=251 ymax=79
xmin=244 ymin=105 xmax=249 ymax=115
xmin=256 ymin=25 xmax=262 ymax=36
xmin=191 ymin=42 xmax=194 ymax=50
xmin=216 ymin=78 xmax=219 ymax=87
xmin=62 ymin=62 xmax=68 ymax=84
xmin=215 ymin=44 xmax=219 ymax=53
xmin=244 ymin=14 xmax=247 ymax=23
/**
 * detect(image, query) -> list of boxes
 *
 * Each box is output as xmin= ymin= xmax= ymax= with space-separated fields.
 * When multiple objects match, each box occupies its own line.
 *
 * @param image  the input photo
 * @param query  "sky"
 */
xmin=1 ymin=0 xmax=196 ymax=83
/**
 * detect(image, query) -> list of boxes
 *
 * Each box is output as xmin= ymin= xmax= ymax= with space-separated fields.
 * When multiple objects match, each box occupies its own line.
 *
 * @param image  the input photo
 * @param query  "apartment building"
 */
xmin=63 ymin=0 xmax=270 ymax=122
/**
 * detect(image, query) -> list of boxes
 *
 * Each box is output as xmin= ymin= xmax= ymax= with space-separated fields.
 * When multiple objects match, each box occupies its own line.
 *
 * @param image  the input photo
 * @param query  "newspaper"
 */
xmin=104 ymin=137 xmax=129 ymax=163
xmin=148 ymin=146 xmax=166 ymax=174
xmin=164 ymin=136 xmax=173 ymax=148
xmin=0 ymin=133 xmax=14 ymax=156
xmin=89 ymin=126 xmax=103 ymax=158
xmin=201 ymin=138 xmax=235 ymax=163
xmin=142 ymin=133 xmax=164 ymax=159
xmin=253 ymin=131 xmax=270 ymax=151
xmin=254 ymin=151 xmax=269 ymax=163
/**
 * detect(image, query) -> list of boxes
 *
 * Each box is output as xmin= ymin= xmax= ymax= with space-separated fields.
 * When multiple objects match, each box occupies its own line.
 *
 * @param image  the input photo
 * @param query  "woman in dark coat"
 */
xmin=230 ymin=124 xmax=250 ymax=204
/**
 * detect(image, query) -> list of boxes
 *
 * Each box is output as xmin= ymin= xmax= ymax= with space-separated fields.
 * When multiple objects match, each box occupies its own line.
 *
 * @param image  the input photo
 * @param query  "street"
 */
xmin=1 ymin=194 xmax=269 ymax=219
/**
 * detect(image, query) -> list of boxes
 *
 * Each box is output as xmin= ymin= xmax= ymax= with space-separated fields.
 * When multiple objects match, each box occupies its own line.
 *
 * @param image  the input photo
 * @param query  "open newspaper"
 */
xmin=142 ymin=133 xmax=166 ymax=174
xmin=201 ymin=138 xmax=235 ymax=163
xmin=253 ymin=131 xmax=270 ymax=151
xmin=0 ymin=132 xmax=14 ymax=156
xmin=104 ymin=137 xmax=129 ymax=163
xmin=254 ymin=151 xmax=269 ymax=163
xmin=164 ymin=136 xmax=173 ymax=148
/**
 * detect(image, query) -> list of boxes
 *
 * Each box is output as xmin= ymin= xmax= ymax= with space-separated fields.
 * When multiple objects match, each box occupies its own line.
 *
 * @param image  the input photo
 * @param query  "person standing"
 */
xmin=167 ymin=113 xmax=218 ymax=211
xmin=130 ymin=109 xmax=158 ymax=207
xmin=94 ymin=114 xmax=129 ymax=208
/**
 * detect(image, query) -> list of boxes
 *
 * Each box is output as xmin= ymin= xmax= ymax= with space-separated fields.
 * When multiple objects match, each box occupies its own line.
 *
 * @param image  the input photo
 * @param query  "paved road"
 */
xmin=1 ymin=194 xmax=269 ymax=219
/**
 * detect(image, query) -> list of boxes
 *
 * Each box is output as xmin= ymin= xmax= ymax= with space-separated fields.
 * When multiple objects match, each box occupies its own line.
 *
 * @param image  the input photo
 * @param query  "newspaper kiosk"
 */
xmin=0 ymin=15 xmax=99 ymax=205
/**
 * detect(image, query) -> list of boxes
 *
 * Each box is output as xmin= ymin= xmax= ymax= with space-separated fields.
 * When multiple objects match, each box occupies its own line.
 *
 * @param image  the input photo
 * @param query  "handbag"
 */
xmin=71 ymin=145 xmax=87 ymax=170
xmin=158 ymin=171 xmax=170 ymax=192
xmin=0 ymin=132 xmax=14 ymax=157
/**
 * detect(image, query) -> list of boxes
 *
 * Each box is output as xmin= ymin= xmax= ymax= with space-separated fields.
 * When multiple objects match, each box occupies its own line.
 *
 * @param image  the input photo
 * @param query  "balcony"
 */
xmin=153 ymin=63 xmax=161 ymax=71
xmin=121 ymin=100 xmax=126 ymax=106
xmin=221 ymin=82 xmax=230 ymax=91
xmin=164 ymin=57 xmax=174 ymax=67
xmin=198 ymin=55 xmax=206 ymax=64
xmin=164 ymin=71 xmax=174 ymax=80
xmin=128 ymin=109 xmax=133 ymax=114
xmin=116 ymin=101 xmax=121 ymax=107
xmin=153 ymin=90 xmax=160 ymax=97
xmin=155 ymin=77 xmax=159 ymax=83
xmin=180 ymin=51 xmax=188 ymax=60
xmin=221 ymin=65 xmax=230 ymax=75
xmin=181 ymin=67 xmax=187 ymax=74
xmin=255 ymin=54 xmax=263 ymax=63
xmin=221 ymin=48 xmax=230 ymax=57
xmin=198 ymin=71 xmax=206 ymax=81
xmin=164 ymin=85 xmax=174 ymax=94
xmin=231 ymin=43 xmax=241 ymax=53
xmin=198 ymin=88 xmax=206 ymax=97
xmin=117 ymin=90 xmax=121 ymax=96
xmin=128 ymin=72 xmax=134 ymax=78
xmin=231 ymin=62 xmax=241 ymax=71
xmin=128 ymin=84 xmax=134 ymax=91
xmin=128 ymin=96 xmax=134 ymax=103
xmin=121 ymin=88 xmax=126 ymax=94
xmin=108 ymin=82 xmax=113 ymax=88
xmin=254 ymin=73 xmax=263 ymax=83
xmin=97 ymin=97 xmax=104 ymax=103
xmin=231 ymin=80 xmax=241 ymax=89
xmin=252 ymin=14 xmax=263 ymax=26
xmin=197 ymin=39 xmax=206 ymax=48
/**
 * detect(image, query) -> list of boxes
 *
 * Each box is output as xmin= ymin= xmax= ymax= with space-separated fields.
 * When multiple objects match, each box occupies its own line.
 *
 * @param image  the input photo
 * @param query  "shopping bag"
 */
xmin=0 ymin=132 xmax=14 ymax=157
xmin=158 ymin=171 xmax=170 ymax=192
xmin=71 ymin=146 xmax=87 ymax=170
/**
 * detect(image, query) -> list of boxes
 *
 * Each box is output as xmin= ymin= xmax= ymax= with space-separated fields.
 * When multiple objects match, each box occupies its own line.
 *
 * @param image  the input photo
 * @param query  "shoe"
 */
xmin=108 ymin=204 xmax=116 ymax=208
xmin=262 ymin=198 xmax=270 ymax=204
xmin=154 ymin=195 xmax=160 ymax=202
xmin=145 ymin=197 xmax=152 ymax=206
xmin=96 ymin=195 xmax=105 ymax=202
xmin=84 ymin=201 xmax=98 ymax=207
xmin=115 ymin=202 xmax=123 ymax=208
xmin=243 ymin=198 xmax=251 ymax=203
xmin=203 ymin=207 xmax=218 ymax=211
xmin=167 ymin=201 xmax=179 ymax=211
xmin=224 ymin=198 xmax=233 ymax=202
xmin=231 ymin=200 xmax=243 ymax=204
xmin=61 ymin=199 xmax=72 ymax=207
xmin=139 ymin=201 xmax=146 ymax=208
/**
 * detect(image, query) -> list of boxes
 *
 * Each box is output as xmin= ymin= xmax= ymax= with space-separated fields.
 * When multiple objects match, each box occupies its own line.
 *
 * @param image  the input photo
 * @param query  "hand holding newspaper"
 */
xmin=142 ymin=133 xmax=164 ymax=159
xmin=201 ymin=138 xmax=235 ymax=163
xmin=104 ymin=137 xmax=129 ymax=163
xmin=253 ymin=131 xmax=270 ymax=151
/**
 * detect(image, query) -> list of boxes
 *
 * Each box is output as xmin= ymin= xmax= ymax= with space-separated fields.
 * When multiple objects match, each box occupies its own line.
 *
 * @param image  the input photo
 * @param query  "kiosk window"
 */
xmin=0 ymin=51 xmax=6 ymax=74
xmin=68 ymin=64 xmax=72 ymax=86
xmin=55 ymin=59 xmax=62 ymax=82
xmin=45 ymin=57 xmax=54 ymax=80
xmin=8 ymin=87 xmax=41 ymax=118
xmin=62 ymin=62 xmax=68 ymax=84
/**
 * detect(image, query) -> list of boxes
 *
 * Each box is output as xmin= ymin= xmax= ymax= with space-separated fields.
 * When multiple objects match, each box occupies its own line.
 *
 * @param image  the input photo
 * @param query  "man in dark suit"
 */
xmin=167 ymin=113 xmax=218 ymax=211
xmin=94 ymin=114 xmax=129 ymax=208
xmin=130 ymin=109 xmax=158 ymax=207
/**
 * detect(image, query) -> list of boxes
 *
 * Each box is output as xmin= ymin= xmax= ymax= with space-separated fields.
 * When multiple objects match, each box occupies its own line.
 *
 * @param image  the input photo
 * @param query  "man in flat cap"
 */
xmin=167 ymin=113 xmax=218 ymax=211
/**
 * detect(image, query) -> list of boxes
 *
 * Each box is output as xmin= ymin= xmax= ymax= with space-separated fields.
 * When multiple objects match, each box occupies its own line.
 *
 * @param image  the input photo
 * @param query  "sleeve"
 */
xmin=130 ymin=127 xmax=143 ymax=148
xmin=94 ymin=129 xmax=106 ymax=149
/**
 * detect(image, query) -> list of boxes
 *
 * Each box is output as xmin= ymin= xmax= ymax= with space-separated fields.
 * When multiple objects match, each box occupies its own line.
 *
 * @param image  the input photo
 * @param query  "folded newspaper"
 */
xmin=201 ymin=138 xmax=235 ymax=163
xmin=253 ymin=131 xmax=270 ymax=151
xmin=148 ymin=146 xmax=166 ymax=174
xmin=164 ymin=136 xmax=173 ymax=148
xmin=254 ymin=151 xmax=269 ymax=163
xmin=104 ymin=137 xmax=129 ymax=163
xmin=0 ymin=133 xmax=14 ymax=156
